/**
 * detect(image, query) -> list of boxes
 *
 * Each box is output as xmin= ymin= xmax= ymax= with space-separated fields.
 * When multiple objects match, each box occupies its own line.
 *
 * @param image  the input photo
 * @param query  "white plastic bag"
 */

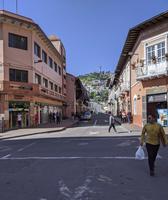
xmin=135 ymin=146 xmax=145 ymax=160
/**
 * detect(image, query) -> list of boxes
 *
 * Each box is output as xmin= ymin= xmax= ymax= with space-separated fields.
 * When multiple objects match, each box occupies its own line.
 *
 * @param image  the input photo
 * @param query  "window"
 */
xmin=64 ymin=84 xmax=66 ymax=89
xmin=58 ymin=66 xmax=61 ymax=75
xmin=9 ymin=68 xmax=28 ymax=82
xmin=42 ymin=50 xmax=47 ymax=64
xmin=146 ymin=41 xmax=165 ymax=65
xmin=49 ymin=81 xmax=53 ymax=90
xmin=59 ymin=87 xmax=62 ymax=94
xmin=133 ymin=95 xmax=137 ymax=115
xmin=9 ymin=33 xmax=28 ymax=50
xmin=35 ymin=73 xmax=41 ymax=84
xmin=157 ymin=42 xmax=165 ymax=63
xmin=34 ymin=42 xmax=41 ymax=58
xmin=43 ymin=78 xmax=48 ymax=88
xmin=54 ymin=62 xmax=57 ymax=72
xmin=49 ymin=57 xmax=53 ymax=69
xmin=54 ymin=84 xmax=58 ymax=92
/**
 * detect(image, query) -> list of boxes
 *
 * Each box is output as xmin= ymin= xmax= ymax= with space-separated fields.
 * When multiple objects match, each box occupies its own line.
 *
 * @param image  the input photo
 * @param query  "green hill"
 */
xmin=78 ymin=71 xmax=111 ymax=103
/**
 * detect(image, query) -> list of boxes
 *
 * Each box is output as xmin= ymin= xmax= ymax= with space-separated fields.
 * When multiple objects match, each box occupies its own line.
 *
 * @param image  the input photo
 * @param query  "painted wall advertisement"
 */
xmin=157 ymin=109 xmax=168 ymax=127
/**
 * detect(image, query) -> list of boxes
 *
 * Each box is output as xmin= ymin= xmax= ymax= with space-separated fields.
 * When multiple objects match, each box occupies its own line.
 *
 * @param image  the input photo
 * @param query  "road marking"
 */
xmin=97 ymin=175 xmax=112 ymax=183
xmin=1 ymin=154 xmax=11 ymax=159
xmin=117 ymin=140 xmax=136 ymax=147
xmin=17 ymin=142 xmax=36 ymax=152
xmin=59 ymin=176 xmax=93 ymax=199
xmin=78 ymin=142 xmax=89 ymax=146
xmin=0 ymin=156 xmax=150 ymax=160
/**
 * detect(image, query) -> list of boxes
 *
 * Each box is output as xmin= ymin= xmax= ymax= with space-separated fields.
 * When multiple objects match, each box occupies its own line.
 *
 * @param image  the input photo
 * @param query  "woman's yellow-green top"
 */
xmin=141 ymin=122 xmax=168 ymax=145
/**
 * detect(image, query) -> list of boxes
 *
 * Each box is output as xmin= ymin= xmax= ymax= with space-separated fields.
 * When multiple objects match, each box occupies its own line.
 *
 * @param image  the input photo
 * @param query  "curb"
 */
xmin=0 ymin=121 xmax=78 ymax=141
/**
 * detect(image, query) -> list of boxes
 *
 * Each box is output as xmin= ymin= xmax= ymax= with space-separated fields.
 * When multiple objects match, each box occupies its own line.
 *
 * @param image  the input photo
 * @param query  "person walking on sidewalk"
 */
xmin=17 ymin=112 xmax=22 ymax=128
xmin=140 ymin=114 xmax=167 ymax=176
xmin=108 ymin=112 xmax=117 ymax=133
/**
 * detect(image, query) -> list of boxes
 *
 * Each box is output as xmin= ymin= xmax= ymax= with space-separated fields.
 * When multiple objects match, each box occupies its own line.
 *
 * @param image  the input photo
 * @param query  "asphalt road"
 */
xmin=0 ymin=114 xmax=168 ymax=200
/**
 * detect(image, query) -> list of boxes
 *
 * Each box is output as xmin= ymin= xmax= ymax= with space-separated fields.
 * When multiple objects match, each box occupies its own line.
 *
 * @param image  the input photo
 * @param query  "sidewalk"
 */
xmin=120 ymin=122 xmax=168 ymax=134
xmin=0 ymin=119 xmax=78 ymax=140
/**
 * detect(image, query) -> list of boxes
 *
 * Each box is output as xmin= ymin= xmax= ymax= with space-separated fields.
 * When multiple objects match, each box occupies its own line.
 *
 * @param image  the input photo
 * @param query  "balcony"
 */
xmin=136 ymin=60 xmax=168 ymax=80
xmin=120 ymin=82 xmax=130 ymax=92
xmin=39 ymin=86 xmax=66 ymax=102
xmin=0 ymin=81 xmax=66 ymax=102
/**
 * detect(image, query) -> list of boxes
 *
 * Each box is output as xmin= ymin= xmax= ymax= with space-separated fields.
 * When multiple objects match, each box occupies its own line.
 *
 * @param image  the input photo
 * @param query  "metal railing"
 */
xmin=120 ymin=81 xmax=130 ymax=92
xmin=136 ymin=60 xmax=168 ymax=79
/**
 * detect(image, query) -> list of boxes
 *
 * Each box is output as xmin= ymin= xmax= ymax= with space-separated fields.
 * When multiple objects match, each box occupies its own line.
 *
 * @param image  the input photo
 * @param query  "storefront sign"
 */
xmin=147 ymin=93 xmax=167 ymax=103
xmin=146 ymin=87 xmax=167 ymax=95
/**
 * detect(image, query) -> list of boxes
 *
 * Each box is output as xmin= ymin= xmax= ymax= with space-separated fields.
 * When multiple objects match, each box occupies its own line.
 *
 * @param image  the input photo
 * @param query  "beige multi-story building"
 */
xmin=0 ymin=10 xmax=66 ymax=130
xmin=109 ymin=11 xmax=168 ymax=127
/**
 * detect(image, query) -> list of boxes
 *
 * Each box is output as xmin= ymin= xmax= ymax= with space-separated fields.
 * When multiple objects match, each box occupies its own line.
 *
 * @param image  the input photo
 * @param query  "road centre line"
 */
xmin=0 ymin=156 xmax=149 ymax=160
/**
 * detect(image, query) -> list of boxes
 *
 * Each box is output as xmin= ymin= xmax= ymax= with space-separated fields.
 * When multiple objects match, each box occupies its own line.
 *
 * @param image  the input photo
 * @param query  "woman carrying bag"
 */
xmin=140 ymin=115 xmax=168 ymax=176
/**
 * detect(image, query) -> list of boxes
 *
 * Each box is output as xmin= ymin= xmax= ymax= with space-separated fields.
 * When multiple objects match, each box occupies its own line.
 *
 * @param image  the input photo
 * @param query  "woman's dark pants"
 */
xmin=146 ymin=143 xmax=160 ymax=172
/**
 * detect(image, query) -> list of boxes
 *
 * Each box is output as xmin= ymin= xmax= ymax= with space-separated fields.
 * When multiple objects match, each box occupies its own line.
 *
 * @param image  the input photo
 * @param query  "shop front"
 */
xmin=147 ymin=93 xmax=168 ymax=126
xmin=33 ymin=102 xmax=63 ymax=125
xmin=9 ymin=101 xmax=30 ymax=129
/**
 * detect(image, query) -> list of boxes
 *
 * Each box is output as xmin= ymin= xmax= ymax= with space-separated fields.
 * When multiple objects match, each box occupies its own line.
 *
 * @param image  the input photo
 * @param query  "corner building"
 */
xmin=112 ymin=11 xmax=168 ymax=127
xmin=0 ymin=10 xmax=66 ymax=130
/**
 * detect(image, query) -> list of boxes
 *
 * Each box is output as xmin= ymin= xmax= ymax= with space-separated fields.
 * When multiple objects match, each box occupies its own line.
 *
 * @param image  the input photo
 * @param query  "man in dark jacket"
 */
xmin=108 ymin=112 xmax=117 ymax=133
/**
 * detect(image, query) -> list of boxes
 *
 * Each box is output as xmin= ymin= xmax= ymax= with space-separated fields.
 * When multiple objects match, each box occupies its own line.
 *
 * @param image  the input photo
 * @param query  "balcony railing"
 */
xmin=136 ymin=60 xmax=168 ymax=80
xmin=0 ymin=81 xmax=66 ymax=102
xmin=39 ymin=86 xmax=66 ymax=102
xmin=120 ymin=82 xmax=130 ymax=92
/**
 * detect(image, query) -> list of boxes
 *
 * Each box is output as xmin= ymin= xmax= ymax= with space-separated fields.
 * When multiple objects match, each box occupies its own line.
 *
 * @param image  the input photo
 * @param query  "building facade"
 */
xmin=0 ymin=10 xmax=66 ymax=130
xmin=109 ymin=11 xmax=168 ymax=127
xmin=66 ymin=73 xmax=76 ymax=118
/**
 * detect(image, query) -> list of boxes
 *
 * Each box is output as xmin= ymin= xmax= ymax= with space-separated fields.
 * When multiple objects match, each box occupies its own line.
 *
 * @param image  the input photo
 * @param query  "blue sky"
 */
xmin=1 ymin=0 xmax=168 ymax=75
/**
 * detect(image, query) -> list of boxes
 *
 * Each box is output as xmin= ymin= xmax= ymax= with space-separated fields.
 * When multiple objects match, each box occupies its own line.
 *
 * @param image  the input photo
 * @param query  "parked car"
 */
xmin=80 ymin=111 xmax=92 ymax=120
